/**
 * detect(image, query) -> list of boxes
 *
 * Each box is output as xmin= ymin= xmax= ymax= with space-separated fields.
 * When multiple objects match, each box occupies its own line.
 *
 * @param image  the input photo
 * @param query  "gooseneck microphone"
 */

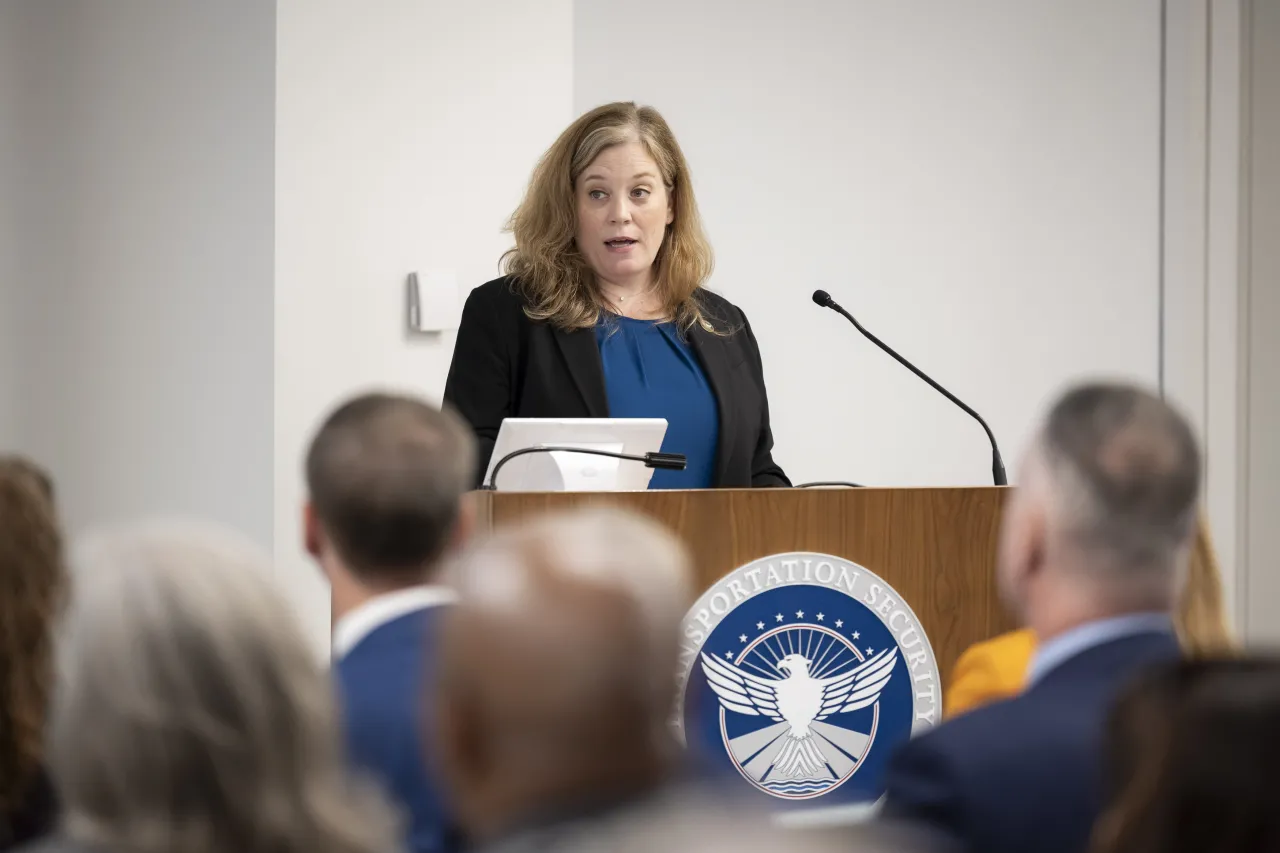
xmin=811 ymin=289 xmax=1008 ymax=486
xmin=482 ymin=446 xmax=687 ymax=491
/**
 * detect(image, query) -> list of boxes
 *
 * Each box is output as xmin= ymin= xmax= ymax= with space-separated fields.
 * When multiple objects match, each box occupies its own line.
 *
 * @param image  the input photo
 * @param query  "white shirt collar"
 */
xmin=332 ymin=585 xmax=457 ymax=660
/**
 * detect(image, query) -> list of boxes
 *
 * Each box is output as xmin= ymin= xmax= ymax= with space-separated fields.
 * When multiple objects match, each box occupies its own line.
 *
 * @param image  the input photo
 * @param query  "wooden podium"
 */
xmin=473 ymin=486 xmax=1015 ymax=684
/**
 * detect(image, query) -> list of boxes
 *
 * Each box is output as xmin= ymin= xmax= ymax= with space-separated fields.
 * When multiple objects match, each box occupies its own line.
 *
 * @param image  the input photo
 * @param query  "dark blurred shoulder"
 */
xmin=11 ymin=839 xmax=96 ymax=853
xmin=3 ymin=766 xmax=57 ymax=852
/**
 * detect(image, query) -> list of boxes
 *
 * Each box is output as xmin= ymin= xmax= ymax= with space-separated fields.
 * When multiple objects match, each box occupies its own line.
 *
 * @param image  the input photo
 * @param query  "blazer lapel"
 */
xmin=688 ymin=323 xmax=736 ymax=486
xmin=552 ymin=326 xmax=610 ymax=417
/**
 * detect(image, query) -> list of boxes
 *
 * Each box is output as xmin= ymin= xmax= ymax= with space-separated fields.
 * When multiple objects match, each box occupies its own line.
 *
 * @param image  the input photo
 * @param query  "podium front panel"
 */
xmin=473 ymin=486 xmax=1014 ymax=685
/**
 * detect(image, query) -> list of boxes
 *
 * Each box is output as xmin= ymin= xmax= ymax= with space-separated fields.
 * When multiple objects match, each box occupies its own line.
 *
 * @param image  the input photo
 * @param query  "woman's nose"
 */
xmin=608 ymin=197 xmax=632 ymax=225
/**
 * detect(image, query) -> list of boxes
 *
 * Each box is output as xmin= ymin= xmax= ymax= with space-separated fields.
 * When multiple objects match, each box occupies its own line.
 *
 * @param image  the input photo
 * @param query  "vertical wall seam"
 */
xmin=1236 ymin=0 xmax=1253 ymax=636
xmin=1203 ymin=1 xmax=1214 ymax=517
xmin=1159 ymin=0 xmax=1168 ymax=395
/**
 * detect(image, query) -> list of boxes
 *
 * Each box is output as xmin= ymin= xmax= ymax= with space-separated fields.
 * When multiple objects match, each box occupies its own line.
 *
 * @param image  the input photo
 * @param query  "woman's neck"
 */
xmin=596 ymin=272 xmax=665 ymax=320
xmin=596 ymin=270 xmax=655 ymax=301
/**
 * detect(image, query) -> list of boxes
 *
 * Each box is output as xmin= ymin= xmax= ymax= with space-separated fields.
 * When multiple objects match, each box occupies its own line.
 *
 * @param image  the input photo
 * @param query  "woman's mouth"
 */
xmin=605 ymin=238 xmax=638 ymax=252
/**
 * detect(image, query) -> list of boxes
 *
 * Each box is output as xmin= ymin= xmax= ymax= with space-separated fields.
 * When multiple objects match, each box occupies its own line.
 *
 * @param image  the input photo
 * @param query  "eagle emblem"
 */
xmin=700 ymin=632 xmax=898 ymax=794
xmin=676 ymin=555 xmax=940 ymax=809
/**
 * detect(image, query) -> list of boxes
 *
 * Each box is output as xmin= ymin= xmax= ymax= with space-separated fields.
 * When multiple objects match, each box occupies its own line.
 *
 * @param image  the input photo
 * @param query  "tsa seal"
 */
xmin=673 ymin=553 xmax=940 ymax=810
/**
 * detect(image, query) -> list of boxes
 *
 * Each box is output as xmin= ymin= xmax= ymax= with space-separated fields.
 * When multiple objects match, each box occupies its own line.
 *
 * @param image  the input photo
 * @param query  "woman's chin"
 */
xmin=596 ymin=256 xmax=653 ymax=280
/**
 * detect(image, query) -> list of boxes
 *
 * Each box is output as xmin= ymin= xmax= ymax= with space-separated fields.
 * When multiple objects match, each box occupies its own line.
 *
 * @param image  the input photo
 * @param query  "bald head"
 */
xmin=1000 ymin=382 xmax=1202 ymax=628
xmin=433 ymin=508 xmax=693 ymax=841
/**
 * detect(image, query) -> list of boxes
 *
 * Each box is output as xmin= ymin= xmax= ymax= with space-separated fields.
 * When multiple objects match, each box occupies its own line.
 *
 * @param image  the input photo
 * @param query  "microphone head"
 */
xmin=811 ymin=289 xmax=833 ymax=307
xmin=643 ymin=451 xmax=688 ymax=470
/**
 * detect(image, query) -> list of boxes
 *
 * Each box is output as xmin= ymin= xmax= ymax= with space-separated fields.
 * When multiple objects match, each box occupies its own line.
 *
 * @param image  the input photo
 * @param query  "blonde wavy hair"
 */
xmin=502 ymin=101 xmax=718 ymax=332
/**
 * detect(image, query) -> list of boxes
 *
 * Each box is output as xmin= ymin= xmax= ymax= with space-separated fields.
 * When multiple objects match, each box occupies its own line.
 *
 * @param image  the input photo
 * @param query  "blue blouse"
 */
xmin=595 ymin=316 xmax=720 ymax=489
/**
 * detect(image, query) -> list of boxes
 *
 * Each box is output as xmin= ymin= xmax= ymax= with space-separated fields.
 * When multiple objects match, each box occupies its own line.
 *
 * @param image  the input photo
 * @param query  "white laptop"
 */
xmin=483 ymin=417 xmax=668 ymax=492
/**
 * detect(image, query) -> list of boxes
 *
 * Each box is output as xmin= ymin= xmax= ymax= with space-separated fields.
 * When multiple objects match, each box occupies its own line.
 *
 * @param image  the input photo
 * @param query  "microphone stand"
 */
xmin=812 ymin=290 xmax=1008 ymax=486
xmin=482 ymin=446 xmax=687 ymax=491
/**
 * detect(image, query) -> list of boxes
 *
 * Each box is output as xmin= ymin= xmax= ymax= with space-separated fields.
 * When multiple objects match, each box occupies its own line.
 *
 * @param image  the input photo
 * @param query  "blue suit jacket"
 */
xmin=335 ymin=607 xmax=457 ymax=853
xmin=881 ymin=629 xmax=1180 ymax=853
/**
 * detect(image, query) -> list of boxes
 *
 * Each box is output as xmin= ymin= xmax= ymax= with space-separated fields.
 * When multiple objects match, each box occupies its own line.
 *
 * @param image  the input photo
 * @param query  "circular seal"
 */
xmin=673 ymin=552 xmax=940 ymax=810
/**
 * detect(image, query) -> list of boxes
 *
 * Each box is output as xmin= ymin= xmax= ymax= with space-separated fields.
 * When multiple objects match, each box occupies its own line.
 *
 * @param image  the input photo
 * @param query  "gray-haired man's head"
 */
xmin=998 ymin=382 xmax=1202 ymax=632
xmin=50 ymin=520 xmax=397 ymax=853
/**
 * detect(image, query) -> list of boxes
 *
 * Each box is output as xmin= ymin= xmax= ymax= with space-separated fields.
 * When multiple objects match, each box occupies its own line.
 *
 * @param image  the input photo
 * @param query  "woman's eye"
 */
xmin=632 ymin=188 xmax=650 ymax=199
xmin=589 ymin=190 xmax=607 ymax=200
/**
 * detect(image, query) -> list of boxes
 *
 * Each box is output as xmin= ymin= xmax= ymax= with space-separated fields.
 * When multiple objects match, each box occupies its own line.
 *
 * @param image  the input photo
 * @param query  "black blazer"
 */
xmin=443 ymin=276 xmax=789 ymax=489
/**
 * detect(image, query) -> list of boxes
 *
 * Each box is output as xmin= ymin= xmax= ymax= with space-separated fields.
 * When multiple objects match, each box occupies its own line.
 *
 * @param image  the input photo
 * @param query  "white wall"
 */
xmin=575 ymin=0 xmax=1163 ymax=487
xmin=0 ymin=2 xmax=21 ymax=443
xmin=274 ymin=0 xmax=574 ymax=651
xmin=0 ymin=0 xmax=275 ymax=544
xmin=1242 ymin=0 xmax=1280 ymax=643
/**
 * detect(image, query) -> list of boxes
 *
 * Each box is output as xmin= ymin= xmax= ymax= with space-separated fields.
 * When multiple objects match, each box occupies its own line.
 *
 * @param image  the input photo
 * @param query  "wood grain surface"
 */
xmin=473 ymin=487 xmax=1016 ymax=685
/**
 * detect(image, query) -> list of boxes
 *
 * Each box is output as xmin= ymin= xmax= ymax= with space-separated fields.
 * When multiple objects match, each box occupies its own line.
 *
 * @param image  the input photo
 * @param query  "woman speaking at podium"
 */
xmin=444 ymin=102 xmax=789 ymax=490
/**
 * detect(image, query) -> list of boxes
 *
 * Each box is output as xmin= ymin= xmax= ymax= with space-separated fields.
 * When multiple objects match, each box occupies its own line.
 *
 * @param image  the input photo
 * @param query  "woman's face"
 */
xmin=574 ymin=140 xmax=675 ymax=291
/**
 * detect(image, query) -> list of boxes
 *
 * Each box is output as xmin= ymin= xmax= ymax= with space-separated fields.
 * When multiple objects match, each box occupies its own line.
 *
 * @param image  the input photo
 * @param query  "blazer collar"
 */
xmin=552 ymin=325 xmax=610 ymax=417
xmin=687 ymin=322 xmax=736 ymax=486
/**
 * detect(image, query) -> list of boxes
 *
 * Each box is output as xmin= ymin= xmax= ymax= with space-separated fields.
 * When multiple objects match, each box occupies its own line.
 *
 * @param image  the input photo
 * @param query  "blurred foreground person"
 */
xmin=1093 ymin=657 xmax=1280 ymax=853
xmin=21 ymin=520 xmax=398 ymax=853
xmin=945 ymin=510 xmax=1236 ymax=718
xmin=882 ymin=382 xmax=1200 ymax=853
xmin=434 ymin=508 xmax=718 ymax=852
xmin=0 ymin=458 xmax=64 ymax=850
xmin=304 ymin=391 xmax=476 ymax=853
xmin=566 ymin=808 xmax=938 ymax=853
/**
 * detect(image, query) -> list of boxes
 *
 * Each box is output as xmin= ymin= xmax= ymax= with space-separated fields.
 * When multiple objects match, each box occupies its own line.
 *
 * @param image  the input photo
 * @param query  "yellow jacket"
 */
xmin=943 ymin=629 xmax=1036 ymax=718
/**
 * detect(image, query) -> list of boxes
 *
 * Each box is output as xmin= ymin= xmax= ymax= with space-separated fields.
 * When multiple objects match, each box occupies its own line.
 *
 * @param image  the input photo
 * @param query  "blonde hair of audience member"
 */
xmin=48 ymin=520 xmax=398 ymax=853
xmin=0 ymin=457 xmax=64 ymax=817
xmin=945 ymin=510 xmax=1236 ymax=718
xmin=1176 ymin=512 xmax=1235 ymax=655
xmin=501 ymin=101 xmax=717 ymax=331
xmin=434 ymin=508 xmax=694 ymax=845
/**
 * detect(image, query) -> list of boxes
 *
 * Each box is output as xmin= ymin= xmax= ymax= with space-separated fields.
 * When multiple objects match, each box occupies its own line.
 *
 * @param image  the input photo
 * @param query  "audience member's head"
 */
xmin=49 ymin=520 xmax=397 ymax=853
xmin=1094 ymin=657 xmax=1280 ymax=853
xmin=998 ymin=382 xmax=1201 ymax=638
xmin=433 ymin=508 xmax=693 ymax=845
xmin=0 ymin=456 xmax=65 ymax=824
xmin=540 ymin=805 xmax=879 ymax=853
xmin=304 ymin=392 xmax=476 ymax=614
